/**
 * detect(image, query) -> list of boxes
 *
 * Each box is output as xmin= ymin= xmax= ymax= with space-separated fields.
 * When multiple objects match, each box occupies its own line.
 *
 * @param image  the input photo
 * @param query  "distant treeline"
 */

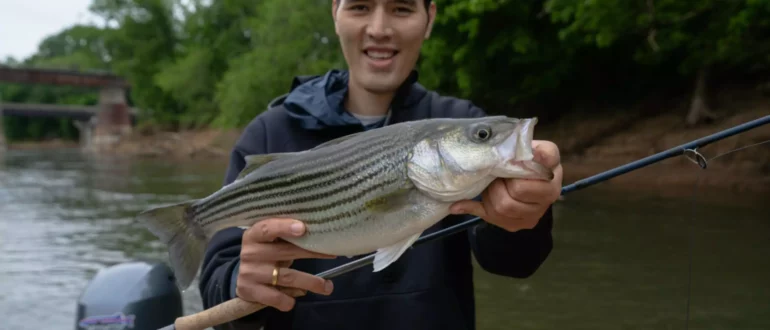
xmin=2 ymin=0 xmax=768 ymax=141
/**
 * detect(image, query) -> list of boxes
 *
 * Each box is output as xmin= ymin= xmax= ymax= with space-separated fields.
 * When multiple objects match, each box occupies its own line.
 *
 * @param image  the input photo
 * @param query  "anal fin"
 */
xmin=372 ymin=232 xmax=422 ymax=272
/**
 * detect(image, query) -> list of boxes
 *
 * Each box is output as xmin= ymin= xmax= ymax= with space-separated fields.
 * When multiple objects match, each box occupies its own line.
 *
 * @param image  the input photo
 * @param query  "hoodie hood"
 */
xmin=282 ymin=69 xmax=419 ymax=130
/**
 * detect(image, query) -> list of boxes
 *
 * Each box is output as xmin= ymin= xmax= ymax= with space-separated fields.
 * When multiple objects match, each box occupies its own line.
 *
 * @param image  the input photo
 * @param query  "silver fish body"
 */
xmin=137 ymin=116 xmax=554 ymax=289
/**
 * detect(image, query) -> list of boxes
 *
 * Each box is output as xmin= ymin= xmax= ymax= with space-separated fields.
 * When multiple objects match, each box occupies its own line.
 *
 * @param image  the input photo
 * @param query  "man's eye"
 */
xmin=394 ymin=7 xmax=414 ymax=13
xmin=349 ymin=5 xmax=368 ymax=11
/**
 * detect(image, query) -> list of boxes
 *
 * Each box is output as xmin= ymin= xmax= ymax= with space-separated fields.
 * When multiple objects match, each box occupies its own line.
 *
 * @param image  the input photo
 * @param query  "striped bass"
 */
xmin=137 ymin=116 xmax=555 ymax=289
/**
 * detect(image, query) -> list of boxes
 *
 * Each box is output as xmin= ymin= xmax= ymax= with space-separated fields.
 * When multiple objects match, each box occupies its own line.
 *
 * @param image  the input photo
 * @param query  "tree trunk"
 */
xmin=686 ymin=66 xmax=717 ymax=126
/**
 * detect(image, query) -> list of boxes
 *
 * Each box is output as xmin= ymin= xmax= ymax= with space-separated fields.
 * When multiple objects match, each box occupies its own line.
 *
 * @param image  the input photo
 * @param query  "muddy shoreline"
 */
xmin=6 ymin=92 xmax=768 ymax=196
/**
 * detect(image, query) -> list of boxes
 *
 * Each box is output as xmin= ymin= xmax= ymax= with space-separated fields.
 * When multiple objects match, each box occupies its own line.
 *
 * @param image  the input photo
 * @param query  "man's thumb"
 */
xmin=450 ymin=200 xmax=487 ymax=218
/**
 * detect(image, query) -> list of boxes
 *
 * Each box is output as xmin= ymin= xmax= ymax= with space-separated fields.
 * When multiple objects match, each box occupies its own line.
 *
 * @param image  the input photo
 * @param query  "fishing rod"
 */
xmin=162 ymin=114 xmax=770 ymax=330
xmin=316 ymin=114 xmax=770 ymax=278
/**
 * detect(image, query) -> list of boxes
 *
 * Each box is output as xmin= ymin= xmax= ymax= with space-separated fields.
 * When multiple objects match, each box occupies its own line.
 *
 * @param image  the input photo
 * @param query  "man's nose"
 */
xmin=366 ymin=8 xmax=393 ymax=39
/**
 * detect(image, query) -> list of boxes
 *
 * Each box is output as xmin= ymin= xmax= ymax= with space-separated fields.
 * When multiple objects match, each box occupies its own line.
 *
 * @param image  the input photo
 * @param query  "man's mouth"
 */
xmin=364 ymin=49 xmax=398 ymax=60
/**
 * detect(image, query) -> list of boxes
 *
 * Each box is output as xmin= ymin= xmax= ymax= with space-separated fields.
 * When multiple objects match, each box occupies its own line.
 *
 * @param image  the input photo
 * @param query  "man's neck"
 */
xmin=344 ymin=80 xmax=395 ymax=116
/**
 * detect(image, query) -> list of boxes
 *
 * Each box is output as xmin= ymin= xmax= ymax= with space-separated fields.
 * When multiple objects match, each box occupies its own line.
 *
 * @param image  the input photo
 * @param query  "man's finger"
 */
xmin=532 ymin=140 xmax=560 ymax=169
xmin=449 ymin=199 xmax=487 ymax=219
xmin=256 ymin=265 xmax=334 ymax=296
xmin=236 ymin=282 xmax=297 ymax=312
xmin=245 ymin=241 xmax=337 ymax=261
xmin=244 ymin=218 xmax=307 ymax=243
xmin=487 ymin=178 xmax=522 ymax=216
xmin=504 ymin=179 xmax=552 ymax=204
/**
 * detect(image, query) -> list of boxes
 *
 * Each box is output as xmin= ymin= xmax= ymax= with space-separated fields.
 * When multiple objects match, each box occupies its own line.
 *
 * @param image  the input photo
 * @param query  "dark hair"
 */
xmin=335 ymin=0 xmax=432 ymax=11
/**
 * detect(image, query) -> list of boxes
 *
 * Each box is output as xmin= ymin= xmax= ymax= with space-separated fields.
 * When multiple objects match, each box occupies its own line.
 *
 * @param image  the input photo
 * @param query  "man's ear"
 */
xmin=424 ymin=2 xmax=437 ymax=39
xmin=332 ymin=0 xmax=340 ymax=34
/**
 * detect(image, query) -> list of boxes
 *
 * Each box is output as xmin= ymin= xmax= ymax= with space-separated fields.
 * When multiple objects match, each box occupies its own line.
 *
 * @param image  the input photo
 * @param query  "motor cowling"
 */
xmin=75 ymin=261 xmax=183 ymax=330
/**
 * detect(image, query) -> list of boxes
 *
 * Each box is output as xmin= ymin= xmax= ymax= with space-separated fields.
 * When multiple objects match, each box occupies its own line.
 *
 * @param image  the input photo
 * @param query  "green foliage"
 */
xmin=420 ymin=0 xmax=580 ymax=111
xmin=3 ymin=0 xmax=769 ymax=139
xmin=544 ymin=0 xmax=770 ymax=74
xmin=212 ymin=0 xmax=345 ymax=127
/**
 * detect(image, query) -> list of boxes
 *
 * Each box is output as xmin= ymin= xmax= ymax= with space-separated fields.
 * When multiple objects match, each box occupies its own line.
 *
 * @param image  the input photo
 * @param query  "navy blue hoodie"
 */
xmin=198 ymin=70 xmax=554 ymax=330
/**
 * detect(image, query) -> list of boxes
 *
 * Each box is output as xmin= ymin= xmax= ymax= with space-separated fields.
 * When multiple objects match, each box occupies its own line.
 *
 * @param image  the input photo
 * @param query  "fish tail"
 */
xmin=136 ymin=200 xmax=206 ymax=291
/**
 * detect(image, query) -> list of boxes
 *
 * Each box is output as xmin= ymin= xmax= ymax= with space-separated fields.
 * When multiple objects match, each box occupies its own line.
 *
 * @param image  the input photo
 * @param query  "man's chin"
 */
xmin=355 ymin=73 xmax=406 ymax=94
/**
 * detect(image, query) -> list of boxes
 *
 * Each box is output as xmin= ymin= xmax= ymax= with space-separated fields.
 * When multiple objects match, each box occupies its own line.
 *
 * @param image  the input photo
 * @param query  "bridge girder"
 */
xmin=0 ymin=66 xmax=129 ymax=88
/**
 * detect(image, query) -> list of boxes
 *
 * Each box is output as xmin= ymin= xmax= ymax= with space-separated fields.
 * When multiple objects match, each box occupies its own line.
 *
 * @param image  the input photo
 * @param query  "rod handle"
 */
xmin=173 ymin=288 xmax=305 ymax=330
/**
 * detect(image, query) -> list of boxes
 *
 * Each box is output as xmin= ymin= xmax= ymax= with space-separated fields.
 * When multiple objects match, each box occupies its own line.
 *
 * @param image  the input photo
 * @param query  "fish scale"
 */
xmin=193 ymin=132 xmax=412 ymax=231
xmin=137 ymin=116 xmax=554 ymax=290
xmin=191 ymin=131 xmax=398 ymax=221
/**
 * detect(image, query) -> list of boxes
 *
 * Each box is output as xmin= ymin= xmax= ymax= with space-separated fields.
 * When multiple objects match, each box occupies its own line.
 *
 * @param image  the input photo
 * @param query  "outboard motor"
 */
xmin=75 ymin=261 xmax=183 ymax=330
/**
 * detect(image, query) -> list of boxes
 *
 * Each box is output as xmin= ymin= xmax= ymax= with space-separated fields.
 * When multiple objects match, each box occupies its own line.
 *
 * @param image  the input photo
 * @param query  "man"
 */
xmin=198 ymin=0 xmax=564 ymax=329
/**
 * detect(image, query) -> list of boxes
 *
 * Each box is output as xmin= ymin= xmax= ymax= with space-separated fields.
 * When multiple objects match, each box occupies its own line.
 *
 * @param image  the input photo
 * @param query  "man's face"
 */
xmin=333 ymin=0 xmax=436 ymax=95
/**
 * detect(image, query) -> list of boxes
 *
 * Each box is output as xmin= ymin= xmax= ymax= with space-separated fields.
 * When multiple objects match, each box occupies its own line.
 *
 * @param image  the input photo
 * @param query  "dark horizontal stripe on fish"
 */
xmin=199 ymin=174 xmax=404 ymax=229
xmin=194 ymin=132 xmax=397 ymax=215
xmin=194 ymin=132 xmax=392 ymax=211
xmin=197 ymin=146 xmax=406 ymax=228
xmin=306 ymin=204 xmax=382 ymax=234
xmin=194 ymin=142 xmax=398 ymax=221
xmin=195 ymin=145 xmax=407 ymax=222
xmin=194 ymin=135 xmax=402 ymax=219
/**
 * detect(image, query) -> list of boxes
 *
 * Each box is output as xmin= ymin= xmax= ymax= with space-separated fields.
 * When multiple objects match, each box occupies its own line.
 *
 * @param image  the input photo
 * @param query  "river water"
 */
xmin=0 ymin=148 xmax=768 ymax=330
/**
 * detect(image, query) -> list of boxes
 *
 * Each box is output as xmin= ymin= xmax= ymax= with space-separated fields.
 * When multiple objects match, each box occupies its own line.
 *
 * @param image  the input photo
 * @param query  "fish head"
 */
xmin=407 ymin=116 xmax=554 ymax=201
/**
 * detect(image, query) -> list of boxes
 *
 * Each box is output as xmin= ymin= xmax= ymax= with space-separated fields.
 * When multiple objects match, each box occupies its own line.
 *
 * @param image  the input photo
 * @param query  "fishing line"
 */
xmin=682 ymin=138 xmax=770 ymax=329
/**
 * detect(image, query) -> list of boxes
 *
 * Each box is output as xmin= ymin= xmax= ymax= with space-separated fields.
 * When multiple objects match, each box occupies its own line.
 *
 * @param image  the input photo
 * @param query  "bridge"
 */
xmin=0 ymin=66 xmax=136 ymax=151
xmin=1 ymin=103 xmax=139 ymax=120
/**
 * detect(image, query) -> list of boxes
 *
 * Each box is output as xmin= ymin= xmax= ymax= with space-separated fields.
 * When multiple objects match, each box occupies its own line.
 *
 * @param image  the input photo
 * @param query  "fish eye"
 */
xmin=473 ymin=126 xmax=492 ymax=141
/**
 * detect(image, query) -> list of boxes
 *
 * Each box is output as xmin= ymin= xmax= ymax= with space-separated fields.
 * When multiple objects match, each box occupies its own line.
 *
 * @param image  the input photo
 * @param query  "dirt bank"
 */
xmin=13 ymin=88 xmax=768 ymax=195
xmin=99 ymin=128 xmax=244 ymax=159
xmin=6 ymin=139 xmax=80 ymax=150
xmin=537 ymin=88 xmax=769 ymax=195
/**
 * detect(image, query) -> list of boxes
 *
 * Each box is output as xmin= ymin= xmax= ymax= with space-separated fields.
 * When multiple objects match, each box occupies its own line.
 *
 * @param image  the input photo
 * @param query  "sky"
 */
xmin=0 ymin=0 xmax=98 ymax=61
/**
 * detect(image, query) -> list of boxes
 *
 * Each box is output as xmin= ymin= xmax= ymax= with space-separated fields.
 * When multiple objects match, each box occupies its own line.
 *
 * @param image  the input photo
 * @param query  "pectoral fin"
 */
xmin=364 ymin=187 xmax=412 ymax=214
xmin=372 ymin=232 xmax=421 ymax=272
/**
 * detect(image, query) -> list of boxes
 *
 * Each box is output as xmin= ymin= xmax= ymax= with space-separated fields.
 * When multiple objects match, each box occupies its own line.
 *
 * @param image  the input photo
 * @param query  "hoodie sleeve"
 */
xmin=464 ymin=105 xmax=555 ymax=278
xmin=197 ymin=118 xmax=271 ymax=330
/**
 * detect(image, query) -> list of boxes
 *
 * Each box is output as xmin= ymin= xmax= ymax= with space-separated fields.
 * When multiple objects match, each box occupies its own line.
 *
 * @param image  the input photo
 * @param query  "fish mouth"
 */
xmin=505 ymin=159 xmax=554 ymax=181
xmin=493 ymin=117 xmax=554 ymax=181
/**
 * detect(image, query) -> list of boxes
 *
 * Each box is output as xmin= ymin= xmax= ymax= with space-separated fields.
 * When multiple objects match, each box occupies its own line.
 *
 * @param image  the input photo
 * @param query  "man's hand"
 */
xmin=449 ymin=140 xmax=563 ymax=232
xmin=236 ymin=219 xmax=337 ymax=311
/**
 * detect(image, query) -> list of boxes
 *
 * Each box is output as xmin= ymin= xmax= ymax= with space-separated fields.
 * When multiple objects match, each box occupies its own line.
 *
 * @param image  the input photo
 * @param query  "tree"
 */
xmin=545 ymin=0 xmax=770 ymax=126
xmin=89 ymin=0 xmax=184 ymax=128
xmin=212 ymin=0 xmax=345 ymax=127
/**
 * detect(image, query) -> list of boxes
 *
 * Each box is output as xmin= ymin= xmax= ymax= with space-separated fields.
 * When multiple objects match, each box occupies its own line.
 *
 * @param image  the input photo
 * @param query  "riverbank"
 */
xmin=6 ymin=88 xmax=769 ymax=195
xmin=5 ymin=139 xmax=80 ymax=149
xmin=539 ymin=88 xmax=770 ymax=196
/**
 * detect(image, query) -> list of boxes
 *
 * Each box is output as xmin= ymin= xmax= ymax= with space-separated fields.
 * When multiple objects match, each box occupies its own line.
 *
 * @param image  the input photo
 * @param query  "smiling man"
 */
xmin=198 ymin=1 xmax=563 ymax=330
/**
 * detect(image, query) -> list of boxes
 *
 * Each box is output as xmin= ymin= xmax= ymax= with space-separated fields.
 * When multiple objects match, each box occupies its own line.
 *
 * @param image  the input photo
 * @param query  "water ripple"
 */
xmin=0 ymin=150 xmax=215 ymax=330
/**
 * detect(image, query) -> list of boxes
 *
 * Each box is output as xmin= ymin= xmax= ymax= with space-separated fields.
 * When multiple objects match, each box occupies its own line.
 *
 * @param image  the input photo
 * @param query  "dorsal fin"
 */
xmin=235 ymin=131 xmax=365 ymax=181
xmin=311 ymin=131 xmax=365 ymax=150
xmin=236 ymin=152 xmax=297 ymax=181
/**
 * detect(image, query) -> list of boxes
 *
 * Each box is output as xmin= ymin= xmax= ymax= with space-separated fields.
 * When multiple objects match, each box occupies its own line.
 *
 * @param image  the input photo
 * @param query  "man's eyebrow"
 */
xmin=342 ymin=0 xmax=418 ymax=5
xmin=341 ymin=0 xmax=419 ymax=6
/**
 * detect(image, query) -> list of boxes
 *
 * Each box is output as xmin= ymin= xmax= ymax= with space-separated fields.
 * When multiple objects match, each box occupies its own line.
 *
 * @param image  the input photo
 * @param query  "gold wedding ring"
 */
xmin=271 ymin=266 xmax=279 ymax=286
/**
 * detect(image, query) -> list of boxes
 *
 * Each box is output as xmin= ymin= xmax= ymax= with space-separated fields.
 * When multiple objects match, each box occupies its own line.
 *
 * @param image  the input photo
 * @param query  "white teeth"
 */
xmin=366 ymin=51 xmax=395 ymax=59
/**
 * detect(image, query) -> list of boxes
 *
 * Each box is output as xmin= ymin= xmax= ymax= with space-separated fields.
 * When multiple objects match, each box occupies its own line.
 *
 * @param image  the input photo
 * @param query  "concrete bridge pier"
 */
xmin=87 ymin=86 xmax=132 ymax=152
xmin=73 ymin=117 xmax=95 ymax=151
